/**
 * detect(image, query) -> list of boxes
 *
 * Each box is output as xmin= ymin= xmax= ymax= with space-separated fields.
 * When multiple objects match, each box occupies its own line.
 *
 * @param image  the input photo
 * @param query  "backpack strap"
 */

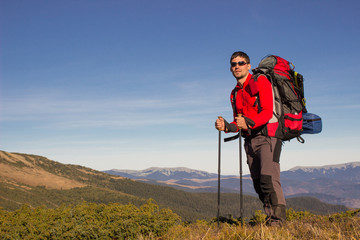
xmin=249 ymin=73 xmax=265 ymax=113
xmin=231 ymin=86 xmax=238 ymax=116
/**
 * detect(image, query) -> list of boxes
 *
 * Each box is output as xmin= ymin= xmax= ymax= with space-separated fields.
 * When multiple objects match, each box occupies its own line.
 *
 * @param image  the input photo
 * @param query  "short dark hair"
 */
xmin=230 ymin=51 xmax=250 ymax=64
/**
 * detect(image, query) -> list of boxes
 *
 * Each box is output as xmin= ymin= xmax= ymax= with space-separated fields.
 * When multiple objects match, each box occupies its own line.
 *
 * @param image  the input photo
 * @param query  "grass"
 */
xmin=0 ymin=201 xmax=358 ymax=239
xmin=161 ymin=210 xmax=360 ymax=240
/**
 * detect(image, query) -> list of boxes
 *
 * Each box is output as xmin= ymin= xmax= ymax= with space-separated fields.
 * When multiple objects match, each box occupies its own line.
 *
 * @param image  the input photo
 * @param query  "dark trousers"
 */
xmin=245 ymin=135 xmax=286 ymax=221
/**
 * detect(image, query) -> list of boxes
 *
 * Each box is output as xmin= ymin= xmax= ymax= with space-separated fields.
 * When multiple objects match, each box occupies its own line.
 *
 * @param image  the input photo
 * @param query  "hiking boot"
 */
xmin=266 ymin=217 xmax=283 ymax=227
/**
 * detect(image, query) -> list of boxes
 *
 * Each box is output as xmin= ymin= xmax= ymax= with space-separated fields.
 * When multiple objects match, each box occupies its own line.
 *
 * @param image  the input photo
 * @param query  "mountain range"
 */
xmin=0 ymin=150 xmax=352 ymax=222
xmin=105 ymin=162 xmax=360 ymax=209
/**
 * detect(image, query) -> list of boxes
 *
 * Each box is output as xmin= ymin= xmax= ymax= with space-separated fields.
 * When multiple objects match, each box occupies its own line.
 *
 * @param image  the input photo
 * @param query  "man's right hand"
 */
xmin=215 ymin=116 xmax=225 ymax=131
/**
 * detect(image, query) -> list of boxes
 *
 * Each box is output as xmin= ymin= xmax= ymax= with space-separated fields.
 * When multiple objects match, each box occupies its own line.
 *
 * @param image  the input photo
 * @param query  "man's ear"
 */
xmin=247 ymin=63 xmax=251 ymax=71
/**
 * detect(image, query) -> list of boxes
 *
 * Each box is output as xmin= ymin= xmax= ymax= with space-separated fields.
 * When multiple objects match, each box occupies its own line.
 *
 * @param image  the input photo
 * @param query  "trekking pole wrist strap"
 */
xmin=224 ymin=119 xmax=238 ymax=132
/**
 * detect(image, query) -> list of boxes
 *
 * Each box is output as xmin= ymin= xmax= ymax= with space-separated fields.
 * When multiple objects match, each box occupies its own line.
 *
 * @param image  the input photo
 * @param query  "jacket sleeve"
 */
xmin=249 ymin=75 xmax=273 ymax=129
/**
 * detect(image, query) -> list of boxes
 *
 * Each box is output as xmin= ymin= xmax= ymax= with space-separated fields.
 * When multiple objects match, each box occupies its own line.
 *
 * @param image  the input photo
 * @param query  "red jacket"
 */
xmin=230 ymin=73 xmax=273 ymax=134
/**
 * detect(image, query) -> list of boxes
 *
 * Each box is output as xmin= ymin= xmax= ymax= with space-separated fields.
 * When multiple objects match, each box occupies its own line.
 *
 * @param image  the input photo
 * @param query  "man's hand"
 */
xmin=235 ymin=114 xmax=248 ymax=130
xmin=215 ymin=116 xmax=225 ymax=131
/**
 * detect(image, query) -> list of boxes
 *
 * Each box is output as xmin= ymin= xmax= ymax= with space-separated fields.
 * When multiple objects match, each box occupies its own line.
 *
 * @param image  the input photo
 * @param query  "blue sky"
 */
xmin=1 ymin=0 xmax=359 ymax=175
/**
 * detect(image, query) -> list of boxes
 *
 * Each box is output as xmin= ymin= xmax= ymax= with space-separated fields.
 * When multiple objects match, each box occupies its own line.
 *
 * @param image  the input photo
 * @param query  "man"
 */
xmin=215 ymin=51 xmax=286 ymax=225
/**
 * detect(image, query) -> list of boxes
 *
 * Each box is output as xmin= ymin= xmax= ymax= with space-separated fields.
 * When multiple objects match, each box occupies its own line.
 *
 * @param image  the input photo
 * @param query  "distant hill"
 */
xmin=283 ymin=162 xmax=360 ymax=182
xmin=106 ymin=162 xmax=360 ymax=209
xmin=0 ymin=150 xmax=349 ymax=222
xmin=105 ymin=167 xmax=218 ymax=181
xmin=281 ymin=162 xmax=360 ymax=208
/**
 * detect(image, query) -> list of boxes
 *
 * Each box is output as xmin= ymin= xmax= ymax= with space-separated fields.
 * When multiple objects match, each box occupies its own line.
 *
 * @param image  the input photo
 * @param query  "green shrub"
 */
xmin=0 ymin=199 xmax=180 ymax=239
xmin=328 ymin=209 xmax=360 ymax=222
xmin=249 ymin=210 xmax=267 ymax=226
xmin=286 ymin=208 xmax=313 ymax=221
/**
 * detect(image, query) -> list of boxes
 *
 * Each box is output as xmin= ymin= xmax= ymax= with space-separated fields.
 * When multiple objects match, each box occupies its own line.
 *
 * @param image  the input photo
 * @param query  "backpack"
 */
xmin=251 ymin=55 xmax=321 ymax=142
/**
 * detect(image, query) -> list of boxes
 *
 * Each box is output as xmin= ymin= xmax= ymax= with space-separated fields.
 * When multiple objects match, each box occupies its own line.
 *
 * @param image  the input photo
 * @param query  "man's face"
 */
xmin=230 ymin=56 xmax=251 ymax=81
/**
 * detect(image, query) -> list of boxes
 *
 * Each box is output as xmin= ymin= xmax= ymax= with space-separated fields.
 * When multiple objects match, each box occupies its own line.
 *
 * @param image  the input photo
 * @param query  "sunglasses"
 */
xmin=231 ymin=61 xmax=248 ymax=67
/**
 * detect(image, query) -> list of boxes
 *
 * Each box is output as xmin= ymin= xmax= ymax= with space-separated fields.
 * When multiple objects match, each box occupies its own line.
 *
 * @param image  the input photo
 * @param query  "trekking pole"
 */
xmin=217 ymin=116 xmax=222 ymax=227
xmin=238 ymin=114 xmax=244 ymax=225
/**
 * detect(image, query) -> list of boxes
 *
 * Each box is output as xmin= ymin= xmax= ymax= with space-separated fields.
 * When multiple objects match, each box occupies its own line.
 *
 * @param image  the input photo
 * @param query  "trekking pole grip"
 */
xmin=217 ymin=116 xmax=224 ymax=132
